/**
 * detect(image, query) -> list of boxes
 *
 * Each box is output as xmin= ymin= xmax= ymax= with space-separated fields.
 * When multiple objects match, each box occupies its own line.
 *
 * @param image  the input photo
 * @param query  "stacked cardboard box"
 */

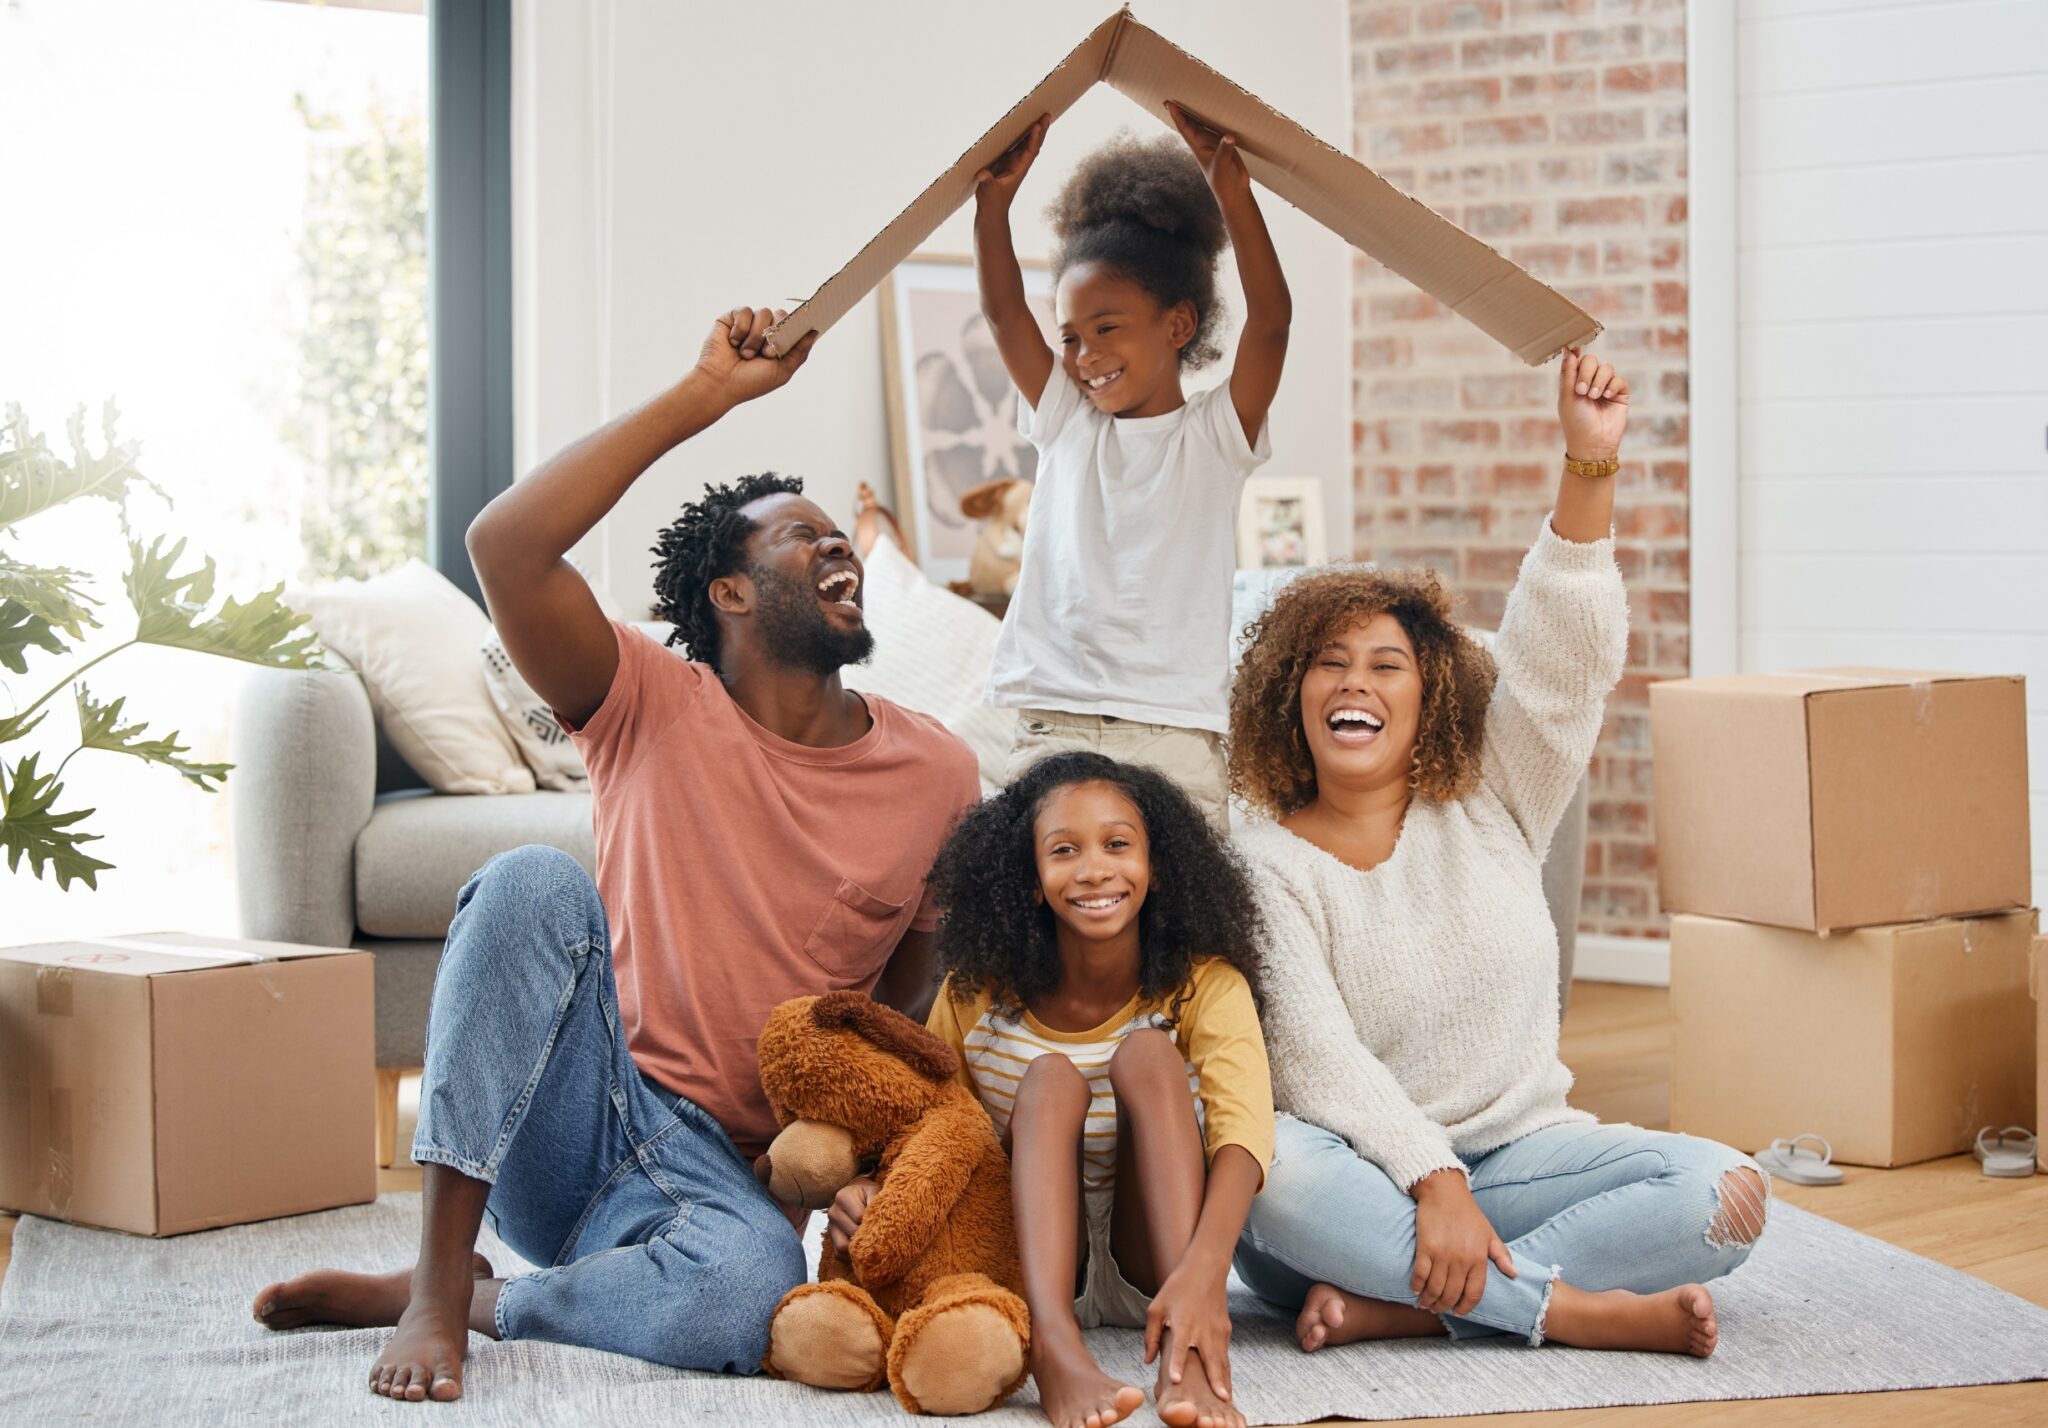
xmin=1651 ymin=670 xmax=2036 ymax=1168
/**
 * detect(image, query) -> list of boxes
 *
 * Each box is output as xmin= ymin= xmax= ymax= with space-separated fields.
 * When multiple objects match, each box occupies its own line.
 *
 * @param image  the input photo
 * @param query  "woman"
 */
xmin=1227 ymin=351 xmax=1766 ymax=1358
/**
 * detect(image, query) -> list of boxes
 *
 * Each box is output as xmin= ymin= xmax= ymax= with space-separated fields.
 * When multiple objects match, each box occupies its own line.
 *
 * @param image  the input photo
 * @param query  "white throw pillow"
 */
xmin=841 ymin=533 xmax=1015 ymax=794
xmin=291 ymin=560 xmax=536 ymax=796
xmin=481 ymin=631 xmax=588 ymax=791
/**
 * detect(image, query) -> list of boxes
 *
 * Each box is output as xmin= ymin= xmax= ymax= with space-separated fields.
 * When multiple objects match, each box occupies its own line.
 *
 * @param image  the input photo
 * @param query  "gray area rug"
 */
xmin=3 ymin=1196 xmax=2046 ymax=1426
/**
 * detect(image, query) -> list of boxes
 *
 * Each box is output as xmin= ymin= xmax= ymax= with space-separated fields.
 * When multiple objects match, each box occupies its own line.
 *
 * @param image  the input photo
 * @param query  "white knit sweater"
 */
xmin=1234 ymin=519 xmax=1629 ymax=1193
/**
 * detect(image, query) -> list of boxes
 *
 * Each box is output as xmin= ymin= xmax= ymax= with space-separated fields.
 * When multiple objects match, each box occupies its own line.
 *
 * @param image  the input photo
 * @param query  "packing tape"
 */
xmin=77 ymin=936 xmax=271 ymax=965
xmin=46 ymin=1086 xmax=73 ymax=1214
xmin=1910 ymin=678 xmax=1934 ymax=726
xmin=1961 ymin=920 xmax=1977 ymax=956
xmin=1904 ymin=868 xmax=1940 ymax=921
xmin=35 ymin=965 xmax=72 ymax=1016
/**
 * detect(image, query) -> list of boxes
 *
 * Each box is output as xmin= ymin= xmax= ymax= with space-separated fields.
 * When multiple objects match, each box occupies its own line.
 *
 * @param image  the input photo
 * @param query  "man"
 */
xmin=252 ymin=307 xmax=983 ymax=1402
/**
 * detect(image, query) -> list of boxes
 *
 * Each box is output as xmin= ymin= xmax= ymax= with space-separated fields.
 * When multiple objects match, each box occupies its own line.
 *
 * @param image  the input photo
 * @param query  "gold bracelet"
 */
xmin=1563 ymin=454 xmax=1619 ymax=479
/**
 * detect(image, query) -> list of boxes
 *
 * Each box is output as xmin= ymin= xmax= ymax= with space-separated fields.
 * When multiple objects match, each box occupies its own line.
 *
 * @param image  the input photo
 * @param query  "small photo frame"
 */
xmin=880 ymin=253 xmax=1056 ymax=584
xmin=1237 ymin=476 xmax=1328 ymax=569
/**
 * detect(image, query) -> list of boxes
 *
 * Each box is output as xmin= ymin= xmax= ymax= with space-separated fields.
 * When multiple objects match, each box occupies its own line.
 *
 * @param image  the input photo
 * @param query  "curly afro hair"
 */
xmin=931 ymin=751 xmax=1263 ymax=1021
xmin=1046 ymin=131 xmax=1229 ymax=370
xmin=649 ymin=471 xmax=802 ymax=669
xmin=1229 ymin=568 xmax=1498 ymax=819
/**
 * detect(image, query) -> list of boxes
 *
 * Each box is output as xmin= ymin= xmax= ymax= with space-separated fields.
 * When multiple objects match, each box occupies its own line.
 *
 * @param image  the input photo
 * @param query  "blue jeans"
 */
xmin=410 ymin=846 xmax=806 ymax=1373
xmin=1235 ymin=1115 xmax=1767 ymax=1345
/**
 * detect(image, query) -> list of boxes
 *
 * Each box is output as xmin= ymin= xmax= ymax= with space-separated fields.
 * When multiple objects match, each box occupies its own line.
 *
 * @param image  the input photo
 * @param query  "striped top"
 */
xmin=926 ymin=958 xmax=1275 ymax=1196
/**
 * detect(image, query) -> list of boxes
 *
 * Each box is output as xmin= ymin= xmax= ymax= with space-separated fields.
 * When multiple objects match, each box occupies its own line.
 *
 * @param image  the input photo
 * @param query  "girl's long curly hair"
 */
xmin=931 ymin=752 xmax=1263 ymax=1021
xmin=1229 ymin=568 xmax=1497 ymax=819
xmin=1046 ymin=132 xmax=1229 ymax=370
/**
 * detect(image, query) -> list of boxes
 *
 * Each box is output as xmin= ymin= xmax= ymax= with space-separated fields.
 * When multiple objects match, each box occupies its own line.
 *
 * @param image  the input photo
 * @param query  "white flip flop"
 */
xmin=1755 ymin=1133 xmax=1844 ymax=1186
xmin=1974 ymin=1126 xmax=2037 ymax=1179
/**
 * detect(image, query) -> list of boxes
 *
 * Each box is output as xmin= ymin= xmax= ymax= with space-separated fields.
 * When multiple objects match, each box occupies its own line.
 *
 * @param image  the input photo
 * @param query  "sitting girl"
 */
xmin=926 ymin=752 xmax=1272 ymax=1428
xmin=972 ymin=102 xmax=1291 ymax=833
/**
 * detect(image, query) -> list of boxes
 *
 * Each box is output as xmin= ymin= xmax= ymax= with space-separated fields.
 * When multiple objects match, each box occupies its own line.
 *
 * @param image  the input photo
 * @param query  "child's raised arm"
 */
xmin=1167 ymin=101 xmax=1291 ymax=448
xmin=973 ymin=115 xmax=1058 ymax=408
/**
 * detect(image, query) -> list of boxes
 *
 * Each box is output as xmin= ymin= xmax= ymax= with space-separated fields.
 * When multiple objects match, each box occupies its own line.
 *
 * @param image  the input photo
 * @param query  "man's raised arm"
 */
xmin=466 ymin=307 xmax=818 ymax=728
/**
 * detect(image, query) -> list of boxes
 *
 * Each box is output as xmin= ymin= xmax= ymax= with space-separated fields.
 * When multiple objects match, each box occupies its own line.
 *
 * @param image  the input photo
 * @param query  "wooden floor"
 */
xmin=3 ymin=983 xmax=2043 ymax=1424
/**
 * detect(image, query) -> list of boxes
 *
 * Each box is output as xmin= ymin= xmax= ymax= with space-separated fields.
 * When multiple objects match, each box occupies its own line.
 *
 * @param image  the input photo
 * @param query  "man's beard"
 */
xmin=748 ymin=561 xmax=875 ymax=675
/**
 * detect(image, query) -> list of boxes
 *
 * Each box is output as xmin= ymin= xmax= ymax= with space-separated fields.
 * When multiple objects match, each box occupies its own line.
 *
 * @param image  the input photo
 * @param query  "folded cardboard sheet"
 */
xmin=1651 ymin=668 xmax=2031 ymax=933
xmin=1672 ymin=910 xmax=2039 ymax=1168
xmin=0 ymin=932 xmax=375 ymax=1236
xmin=764 ymin=6 xmax=1600 ymax=366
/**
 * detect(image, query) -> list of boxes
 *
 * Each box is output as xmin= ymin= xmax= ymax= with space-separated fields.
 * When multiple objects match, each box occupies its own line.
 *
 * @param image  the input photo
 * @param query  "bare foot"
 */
xmin=371 ymin=1289 xmax=475 ymax=1402
xmin=1156 ymin=1341 xmax=1244 ymax=1428
xmin=1544 ymin=1282 xmax=1718 ymax=1357
xmin=252 ymin=1253 xmax=493 ymax=1331
xmin=1294 ymin=1283 xmax=1444 ymax=1351
xmin=1032 ymin=1333 xmax=1146 ymax=1428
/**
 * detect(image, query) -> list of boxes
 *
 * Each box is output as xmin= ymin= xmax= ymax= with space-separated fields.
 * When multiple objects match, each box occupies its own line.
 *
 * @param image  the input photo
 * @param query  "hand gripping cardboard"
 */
xmin=763 ymin=6 xmax=1601 ymax=367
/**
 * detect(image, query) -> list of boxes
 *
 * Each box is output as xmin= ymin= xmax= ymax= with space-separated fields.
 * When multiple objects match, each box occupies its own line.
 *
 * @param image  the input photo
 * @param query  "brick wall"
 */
xmin=1348 ymin=0 xmax=1689 ymax=938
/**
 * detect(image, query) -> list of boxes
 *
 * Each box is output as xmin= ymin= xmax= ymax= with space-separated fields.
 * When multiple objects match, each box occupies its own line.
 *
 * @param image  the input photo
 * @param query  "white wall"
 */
xmin=511 ymin=0 xmax=1351 ymax=610
xmin=1734 ymin=0 xmax=2048 ymax=903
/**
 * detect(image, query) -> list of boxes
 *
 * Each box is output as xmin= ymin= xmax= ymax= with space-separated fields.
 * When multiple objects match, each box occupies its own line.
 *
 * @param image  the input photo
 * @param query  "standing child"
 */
xmin=925 ymin=752 xmax=1272 ymax=1428
xmin=973 ymin=105 xmax=1292 ymax=832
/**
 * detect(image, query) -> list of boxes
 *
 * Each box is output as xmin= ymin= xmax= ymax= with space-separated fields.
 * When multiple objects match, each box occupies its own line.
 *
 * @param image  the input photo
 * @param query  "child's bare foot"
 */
xmin=1156 ymin=1342 xmax=1243 ymax=1428
xmin=1032 ymin=1333 xmax=1145 ymax=1428
xmin=251 ymin=1253 xmax=493 ymax=1331
xmin=1544 ymin=1282 xmax=1718 ymax=1357
xmin=1294 ymin=1282 xmax=1444 ymax=1351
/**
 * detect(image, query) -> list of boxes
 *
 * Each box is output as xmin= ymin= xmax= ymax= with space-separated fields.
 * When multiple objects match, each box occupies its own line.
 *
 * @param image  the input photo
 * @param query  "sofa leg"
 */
xmin=376 ymin=1068 xmax=402 ymax=1169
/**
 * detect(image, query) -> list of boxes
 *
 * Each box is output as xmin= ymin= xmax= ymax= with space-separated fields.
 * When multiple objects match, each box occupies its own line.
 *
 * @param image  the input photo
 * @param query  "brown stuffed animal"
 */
xmin=960 ymin=477 xmax=1032 ymax=597
xmin=756 ymin=991 xmax=1030 ymax=1415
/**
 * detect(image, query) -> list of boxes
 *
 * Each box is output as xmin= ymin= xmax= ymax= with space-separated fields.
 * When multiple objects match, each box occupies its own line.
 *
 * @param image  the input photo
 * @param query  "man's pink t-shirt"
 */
xmin=569 ymin=621 xmax=981 ymax=1161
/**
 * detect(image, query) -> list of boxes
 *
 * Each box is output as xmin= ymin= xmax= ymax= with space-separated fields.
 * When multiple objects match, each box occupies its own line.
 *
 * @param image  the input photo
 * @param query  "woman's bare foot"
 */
xmin=1156 ymin=1342 xmax=1244 ymax=1428
xmin=1032 ymin=1333 xmax=1146 ymax=1428
xmin=1544 ymin=1282 xmax=1718 ymax=1357
xmin=251 ymin=1253 xmax=494 ymax=1331
xmin=1294 ymin=1283 xmax=1445 ymax=1351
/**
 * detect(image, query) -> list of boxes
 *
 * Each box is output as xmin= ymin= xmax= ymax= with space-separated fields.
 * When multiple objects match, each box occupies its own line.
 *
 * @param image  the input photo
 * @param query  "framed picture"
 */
xmin=1237 ymin=476 xmax=1328 ymax=569
xmin=880 ymin=253 xmax=1056 ymax=584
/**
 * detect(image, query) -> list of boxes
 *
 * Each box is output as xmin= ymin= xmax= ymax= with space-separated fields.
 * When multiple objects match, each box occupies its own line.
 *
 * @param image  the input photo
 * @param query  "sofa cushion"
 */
xmin=354 ymin=789 xmax=595 ymax=938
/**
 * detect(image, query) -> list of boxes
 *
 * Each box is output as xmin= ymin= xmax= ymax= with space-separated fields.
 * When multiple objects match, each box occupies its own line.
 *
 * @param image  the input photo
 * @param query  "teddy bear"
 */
xmin=960 ymin=477 xmax=1032 ymax=598
xmin=756 ymin=991 xmax=1031 ymax=1416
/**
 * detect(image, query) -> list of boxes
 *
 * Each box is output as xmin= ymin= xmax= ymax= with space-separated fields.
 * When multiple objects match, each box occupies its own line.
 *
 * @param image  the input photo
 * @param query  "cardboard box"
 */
xmin=1671 ymin=910 xmax=2038 ymax=1168
xmin=1651 ymin=669 xmax=2030 ymax=932
xmin=0 ymin=932 xmax=375 ymax=1235
xmin=763 ymin=5 xmax=1600 ymax=367
xmin=2035 ymin=934 xmax=2048 ymax=1173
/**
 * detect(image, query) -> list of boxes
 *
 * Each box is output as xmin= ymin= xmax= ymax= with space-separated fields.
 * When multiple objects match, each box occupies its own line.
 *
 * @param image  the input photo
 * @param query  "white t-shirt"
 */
xmin=985 ymin=372 xmax=1271 ymax=733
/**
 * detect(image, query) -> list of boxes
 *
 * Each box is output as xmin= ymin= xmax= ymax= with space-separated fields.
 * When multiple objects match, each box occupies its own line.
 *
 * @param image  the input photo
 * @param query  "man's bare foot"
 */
xmin=1156 ymin=1341 xmax=1244 ymax=1428
xmin=1544 ymin=1282 xmax=1718 ymax=1357
xmin=1294 ymin=1283 xmax=1444 ymax=1351
xmin=1032 ymin=1333 xmax=1146 ymax=1428
xmin=251 ymin=1253 xmax=493 ymax=1331
xmin=371 ymin=1290 xmax=475 ymax=1403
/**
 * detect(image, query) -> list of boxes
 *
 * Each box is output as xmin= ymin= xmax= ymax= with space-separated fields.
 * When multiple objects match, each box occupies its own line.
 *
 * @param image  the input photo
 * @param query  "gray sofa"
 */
xmin=231 ymin=663 xmax=1587 ymax=1081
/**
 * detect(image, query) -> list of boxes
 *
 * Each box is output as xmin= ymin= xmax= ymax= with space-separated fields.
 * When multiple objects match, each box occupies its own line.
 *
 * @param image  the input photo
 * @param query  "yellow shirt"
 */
xmin=926 ymin=958 xmax=1274 ymax=1193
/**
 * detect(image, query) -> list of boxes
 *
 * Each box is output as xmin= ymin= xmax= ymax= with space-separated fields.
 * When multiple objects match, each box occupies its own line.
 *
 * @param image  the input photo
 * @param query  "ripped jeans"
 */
xmin=1235 ymin=1116 xmax=1769 ymax=1345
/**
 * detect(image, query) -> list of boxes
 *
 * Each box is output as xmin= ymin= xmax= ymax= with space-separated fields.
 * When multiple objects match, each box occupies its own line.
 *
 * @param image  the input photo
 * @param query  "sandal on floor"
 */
xmin=1756 ymin=1133 xmax=1844 ymax=1186
xmin=1974 ymin=1126 xmax=2037 ymax=1178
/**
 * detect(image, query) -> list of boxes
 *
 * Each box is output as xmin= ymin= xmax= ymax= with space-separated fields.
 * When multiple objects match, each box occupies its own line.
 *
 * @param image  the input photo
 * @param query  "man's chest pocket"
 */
xmin=800 ymin=877 xmax=911 ymax=983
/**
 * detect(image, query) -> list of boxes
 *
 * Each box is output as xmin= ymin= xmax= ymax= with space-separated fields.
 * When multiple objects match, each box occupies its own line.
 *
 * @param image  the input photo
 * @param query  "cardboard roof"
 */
xmin=764 ymin=6 xmax=1601 ymax=367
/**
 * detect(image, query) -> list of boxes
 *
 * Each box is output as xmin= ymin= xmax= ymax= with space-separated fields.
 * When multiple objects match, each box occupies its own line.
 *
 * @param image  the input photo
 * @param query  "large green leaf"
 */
xmin=0 ymin=402 xmax=162 ymax=529
xmin=0 ymin=599 xmax=69 ymax=675
xmin=0 ymin=751 xmax=112 ymax=890
xmin=0 ymin=555 xmax=100 ymax=638
xmin=124 ymin=536 xmax=322 ymax=669
xmin=73 ymin=684 xmax=231 ymax=791
xmin=0 ymin=706 xmax=48 ymax=745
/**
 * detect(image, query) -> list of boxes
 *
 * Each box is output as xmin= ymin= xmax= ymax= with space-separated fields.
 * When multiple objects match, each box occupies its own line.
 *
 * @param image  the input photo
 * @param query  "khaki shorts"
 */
xmin=1074 ymin=1188 xmax=1152 ymax=1330
xmin=1005 ymin=708 xmax=1230 ymax=835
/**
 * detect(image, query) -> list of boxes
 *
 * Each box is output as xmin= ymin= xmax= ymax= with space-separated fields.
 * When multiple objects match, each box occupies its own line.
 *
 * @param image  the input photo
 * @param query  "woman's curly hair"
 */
xmin=931 ymin=751 xmax=1263 ymax=1021
xmin=649 ymin=471 xmax=803 ymax=669
xmin=1229 ymin=568 xmax=1497 ymax=819
xmin=1046 ymin=132 xmax=1228 ymax=370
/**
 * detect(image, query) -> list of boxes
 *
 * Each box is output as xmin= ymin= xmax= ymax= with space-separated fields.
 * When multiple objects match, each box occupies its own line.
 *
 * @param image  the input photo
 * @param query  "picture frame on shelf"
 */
xmin=879 ymin=253 xmax=1056 ymax=585
xmin=1237 ymin=475 xmax=1328 ymax=570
